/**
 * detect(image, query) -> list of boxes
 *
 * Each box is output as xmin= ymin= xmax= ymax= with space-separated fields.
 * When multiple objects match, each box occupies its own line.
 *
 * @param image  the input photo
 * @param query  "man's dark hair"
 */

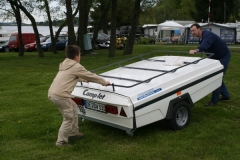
xmin=190 ymin=23 xmax=201 ymax=29
xmin=65 ymin=45 xmax=81 ymax=59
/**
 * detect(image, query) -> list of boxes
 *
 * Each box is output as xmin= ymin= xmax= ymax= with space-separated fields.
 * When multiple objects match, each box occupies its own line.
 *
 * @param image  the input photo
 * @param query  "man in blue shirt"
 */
xmin=189 ymin=23 xmax=231 ymax=106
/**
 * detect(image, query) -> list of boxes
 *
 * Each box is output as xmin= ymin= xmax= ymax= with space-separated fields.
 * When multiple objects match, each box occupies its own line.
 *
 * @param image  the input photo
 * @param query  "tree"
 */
xmin=108 ymin=0 xmax=117 ymax=57
xmin=90 ymin=0 xmax=135 ymax=29
xmin=123 ymin=0 xmax=141 ymax=55
xmin=139 ymin=0 xmax=194 ymax=24
xmin=0 ymin=0 xmax=16 ymax=22
xmin=178 ymin=0 xmax=195 ymax=20
xmin=8 ymin=0 xmax=24 ymax=56
xmin=78 ymin=0 xmax=92 ymax=54
xmin=44 ymin=0 xmax=79 ymax=54
xmin=42 ymin=0 xmax=57 ymax=54
xmin=191 ymin=0 xmax=240 ymax=23
xmin=65 ymin=0 xmax=77 ymax=45
xmin=40 ymin=0 xmax=78 ymax=53
xmin=138 ymin=0 xmax=163 ymax=24
xmin=90 ymin=0 xmax=111 ymax=52
xmin=54 ymin=5 xmax=78 ymax=46
xmin=90 ymin=0 xmax=111 ymax=34
xmin=7 ymin=0 xmax=44 ymax=57
xmin=115 ymin=0 xmax=135 ymax=26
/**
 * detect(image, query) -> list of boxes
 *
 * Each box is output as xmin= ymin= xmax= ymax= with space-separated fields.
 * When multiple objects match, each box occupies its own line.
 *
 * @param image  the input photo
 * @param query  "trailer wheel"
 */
xmin=167 ymin=101 xmax=190 ymax=130
xmin=126 ymin=129 xmax=135 ymax=136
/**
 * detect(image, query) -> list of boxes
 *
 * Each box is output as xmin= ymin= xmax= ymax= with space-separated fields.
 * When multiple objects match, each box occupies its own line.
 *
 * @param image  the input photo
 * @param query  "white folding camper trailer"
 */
xmin=71 ymin=51 xmax=223 ymax=136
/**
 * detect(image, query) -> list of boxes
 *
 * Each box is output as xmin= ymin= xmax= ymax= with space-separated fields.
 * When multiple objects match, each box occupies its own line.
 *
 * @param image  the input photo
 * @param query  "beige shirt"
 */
xmin=48 ymin=58 xmax=106 ymax=98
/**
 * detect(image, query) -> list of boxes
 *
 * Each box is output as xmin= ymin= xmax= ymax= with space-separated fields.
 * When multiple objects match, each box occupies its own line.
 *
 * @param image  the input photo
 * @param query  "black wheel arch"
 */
xmin=165 ymin=93 xmax=194 ymax=120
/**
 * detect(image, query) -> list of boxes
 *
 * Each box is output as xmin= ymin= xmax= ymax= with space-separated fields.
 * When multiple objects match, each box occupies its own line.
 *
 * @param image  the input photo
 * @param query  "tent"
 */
xmin=156 ymin=21 xmax=185 ymax=39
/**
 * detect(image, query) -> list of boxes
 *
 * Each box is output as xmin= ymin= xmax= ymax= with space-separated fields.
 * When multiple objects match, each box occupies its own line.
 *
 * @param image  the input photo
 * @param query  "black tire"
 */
xmin=167 ymin=101 xmax=191 ymax=130
xmin=5 ymin=47 xmax=9 ymax=52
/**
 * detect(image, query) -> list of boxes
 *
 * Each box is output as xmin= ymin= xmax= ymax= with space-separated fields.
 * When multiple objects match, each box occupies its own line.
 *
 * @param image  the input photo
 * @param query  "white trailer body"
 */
xmin=72 ymin=53 xmax=223 ymax=135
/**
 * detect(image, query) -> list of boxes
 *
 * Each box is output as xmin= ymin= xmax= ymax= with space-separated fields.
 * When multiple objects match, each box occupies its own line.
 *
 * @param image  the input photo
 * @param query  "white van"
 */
xmin=71 ymin=51 xmax=223 ymax=136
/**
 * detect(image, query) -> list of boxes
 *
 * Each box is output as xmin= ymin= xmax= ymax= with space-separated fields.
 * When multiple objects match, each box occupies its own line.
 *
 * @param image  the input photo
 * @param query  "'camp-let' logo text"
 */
xmin=83 ymin=89 xmax=106 ymax=99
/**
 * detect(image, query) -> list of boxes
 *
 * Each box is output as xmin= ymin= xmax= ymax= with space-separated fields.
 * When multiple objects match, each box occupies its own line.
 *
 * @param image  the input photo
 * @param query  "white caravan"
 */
xmin=71 ymin=51 xmax=223 ymax=136
xmin=0 ymin=30 xmax=16 ymax=43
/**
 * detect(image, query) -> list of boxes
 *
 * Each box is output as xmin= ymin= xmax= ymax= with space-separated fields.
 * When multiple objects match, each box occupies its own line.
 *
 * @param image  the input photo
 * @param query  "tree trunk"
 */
xmin=16 ymin=12 xmax=24 ymax=56
xmin=44 ymin=0 xmax=57 ymax=54
xmin=102 ymin=18 xmax=108 ymax=34
xmin=91 ymin=1 xmax=111 ymax=52
xmin=55 ymin=21 xmax=67 ymax=43
xmin=15 ymin=7 xmax=24 ymax=56
xmin=17 ymin=3 xmax=44 ymax=57
xmin=123 ymin=0 xmax=141 ymax=55
xmin=9 ymin=0 xmax=44 ymax=57
xmin=78 ymin=0 xmax=91 ymax=54
xmin=55 ymin=5 xmax=78 ymax=50
xmin=109 ymin=0 xmax=117 ymax=57
xmin=9 ymin=1 xmax=24 ymax=56
xmin=66 ymin=0 xmax=77 ymax=45
xmin=78 ymin=0 xmax=85 ymax=54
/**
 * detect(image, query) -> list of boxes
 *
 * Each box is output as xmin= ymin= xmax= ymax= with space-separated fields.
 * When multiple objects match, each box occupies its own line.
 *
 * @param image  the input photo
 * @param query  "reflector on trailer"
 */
xmin=120 ymin=107 xmax=127 ymax=117
xmin=177 ymin=91 xmax=181 ymax=96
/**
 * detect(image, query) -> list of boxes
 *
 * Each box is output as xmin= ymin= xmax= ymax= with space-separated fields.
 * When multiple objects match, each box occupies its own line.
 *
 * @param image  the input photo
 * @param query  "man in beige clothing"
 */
xmin=48 ymin=45 xmax=110 ymax=147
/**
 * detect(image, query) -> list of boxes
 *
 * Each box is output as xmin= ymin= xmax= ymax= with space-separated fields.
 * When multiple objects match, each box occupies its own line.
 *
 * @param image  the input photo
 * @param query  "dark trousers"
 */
xmin=211 ymin=54 xmax=231 ymax=104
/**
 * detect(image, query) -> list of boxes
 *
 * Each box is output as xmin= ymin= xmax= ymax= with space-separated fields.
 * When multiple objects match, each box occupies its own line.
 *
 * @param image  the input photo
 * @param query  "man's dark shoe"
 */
xmin=68 ymin=133 xmax=84 ymax=140
xmin=204 ymin=102 xmax=217 ymax=107
xmin=56 ymin=142 xmax=71 ymax=147
xmin=219 ymin=96 xmax=231 ymax=101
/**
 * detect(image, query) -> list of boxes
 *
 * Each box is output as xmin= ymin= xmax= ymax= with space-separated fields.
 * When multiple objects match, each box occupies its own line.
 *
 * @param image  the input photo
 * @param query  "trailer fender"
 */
xmin=165 ymin=93 xmax=194 ymax=120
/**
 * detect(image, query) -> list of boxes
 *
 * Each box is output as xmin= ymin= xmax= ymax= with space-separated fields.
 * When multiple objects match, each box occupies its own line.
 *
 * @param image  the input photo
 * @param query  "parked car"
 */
xmin=89 ymin=33 xmax=126 ymax=50
xmin=40 ymin=35 xmax=68 ymax=51
xmin=24 ymin=36 xmax=49 ymax=52
xmin=0 ymin=40 xmax=9 ymax=52
xmin=88 ymin=33 xmax=111 ymax=49
xmin=8 ymin=33 xmax=42 ymax=52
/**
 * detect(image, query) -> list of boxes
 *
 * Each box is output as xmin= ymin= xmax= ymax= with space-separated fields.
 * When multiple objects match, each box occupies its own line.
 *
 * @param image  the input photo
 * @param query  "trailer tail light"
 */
xmin=105 ymin=105 xmax=118 ymax=114
xmin=120 ymin=107 xmax=127 ymax=117
xmin=72 ymin=97 xmax=84 ymax=105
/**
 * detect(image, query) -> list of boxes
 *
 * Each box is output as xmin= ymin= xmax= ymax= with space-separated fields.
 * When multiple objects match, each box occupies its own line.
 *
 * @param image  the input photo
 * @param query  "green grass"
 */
xmin=0 ymin=44 xmax=240 ymax=160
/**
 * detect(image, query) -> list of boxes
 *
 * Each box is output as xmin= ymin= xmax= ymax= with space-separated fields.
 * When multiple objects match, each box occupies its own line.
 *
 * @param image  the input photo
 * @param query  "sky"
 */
xmin=0 ymin=1 xmax=59 ymax=24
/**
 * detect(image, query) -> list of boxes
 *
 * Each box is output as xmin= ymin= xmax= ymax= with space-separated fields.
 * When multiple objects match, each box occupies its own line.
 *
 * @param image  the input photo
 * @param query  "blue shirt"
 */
xmin=197 ymin=30 xmax=230 ymax=60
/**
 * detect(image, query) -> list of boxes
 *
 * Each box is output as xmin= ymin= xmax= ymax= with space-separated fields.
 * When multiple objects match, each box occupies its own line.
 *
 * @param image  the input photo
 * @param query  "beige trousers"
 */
xmin=49 ymin=96 xmax=79 ymax=145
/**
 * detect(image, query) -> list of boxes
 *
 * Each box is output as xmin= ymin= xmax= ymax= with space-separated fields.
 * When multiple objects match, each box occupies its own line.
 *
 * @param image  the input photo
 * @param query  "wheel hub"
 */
xmin=176 ymin=107 xmax=188 ymax=126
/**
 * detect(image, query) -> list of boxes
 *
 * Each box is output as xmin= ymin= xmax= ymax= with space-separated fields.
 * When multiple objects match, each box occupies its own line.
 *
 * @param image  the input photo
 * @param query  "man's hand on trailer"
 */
xmin=189 ymin=49 xmax=199 ymax=54
xmin=103 ymin=81 xmax=110 ymax=86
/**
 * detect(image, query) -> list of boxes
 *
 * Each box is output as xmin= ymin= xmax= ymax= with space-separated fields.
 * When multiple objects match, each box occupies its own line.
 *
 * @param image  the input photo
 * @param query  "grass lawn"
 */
xmin=0 ymin=44 xmax=240 ymax=160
